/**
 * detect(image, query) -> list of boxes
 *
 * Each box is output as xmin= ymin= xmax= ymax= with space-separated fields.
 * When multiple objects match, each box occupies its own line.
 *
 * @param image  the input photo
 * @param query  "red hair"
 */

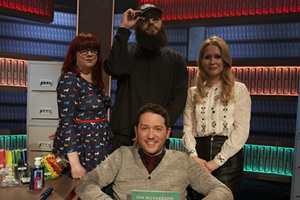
xmin=62 ymin=33 xmax=105 ymax=90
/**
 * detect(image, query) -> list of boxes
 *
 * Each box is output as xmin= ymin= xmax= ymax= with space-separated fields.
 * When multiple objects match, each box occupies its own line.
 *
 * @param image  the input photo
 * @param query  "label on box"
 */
xmin=131 ymin=190 xmax=180 ymax=200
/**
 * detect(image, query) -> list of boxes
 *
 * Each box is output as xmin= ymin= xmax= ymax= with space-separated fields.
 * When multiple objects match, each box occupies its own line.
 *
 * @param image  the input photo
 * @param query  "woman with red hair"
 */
xmin=53 ymin=33 xmax=111 ymax=179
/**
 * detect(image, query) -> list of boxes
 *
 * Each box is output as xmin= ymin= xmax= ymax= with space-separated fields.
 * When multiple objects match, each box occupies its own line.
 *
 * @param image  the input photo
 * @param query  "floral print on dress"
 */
xmin=201 ymin=124 xmax=206 ymax=133
xmin=216 ymin=154 xmax=225 ymax=164
xmin=223 ymin=104 xmax=228 ymax=112
xmin=201 ymin=106 xmax=206 ymax=114
xmin=223 ymin=121 xmax=228 ymax=131
xmin=212 ymin=121 xmax=216 ymax=128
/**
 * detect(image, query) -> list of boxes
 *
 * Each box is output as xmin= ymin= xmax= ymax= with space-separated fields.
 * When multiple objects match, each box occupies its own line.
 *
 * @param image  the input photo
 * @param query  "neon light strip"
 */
xmin=169 ymin=138 xmax=294 ymax=176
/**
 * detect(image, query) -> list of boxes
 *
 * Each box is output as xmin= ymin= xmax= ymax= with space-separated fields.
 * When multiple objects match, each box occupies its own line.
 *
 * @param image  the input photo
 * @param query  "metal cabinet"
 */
xmin=27 ymin=61 xmax=62 ymax=164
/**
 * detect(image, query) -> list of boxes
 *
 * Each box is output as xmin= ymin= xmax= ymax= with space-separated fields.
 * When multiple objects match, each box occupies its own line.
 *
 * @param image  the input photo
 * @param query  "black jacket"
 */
xmin=104 ymin=27 xmax=188 ymax=138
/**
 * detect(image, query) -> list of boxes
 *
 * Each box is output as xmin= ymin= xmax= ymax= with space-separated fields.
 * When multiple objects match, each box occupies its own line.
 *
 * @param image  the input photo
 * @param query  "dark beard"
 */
xmin=135 ymin=25 xmax=168 ymax=50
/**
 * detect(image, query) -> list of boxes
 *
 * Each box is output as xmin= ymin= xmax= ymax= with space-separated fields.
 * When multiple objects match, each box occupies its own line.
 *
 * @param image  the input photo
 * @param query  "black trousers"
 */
xmin=195 ymin=136 xmax=244 ymax=193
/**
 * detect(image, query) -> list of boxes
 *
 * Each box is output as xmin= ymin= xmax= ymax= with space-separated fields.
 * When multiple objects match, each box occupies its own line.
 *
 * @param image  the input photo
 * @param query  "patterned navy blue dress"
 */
xmin=53 ymin=72 xmax=111 ymax=172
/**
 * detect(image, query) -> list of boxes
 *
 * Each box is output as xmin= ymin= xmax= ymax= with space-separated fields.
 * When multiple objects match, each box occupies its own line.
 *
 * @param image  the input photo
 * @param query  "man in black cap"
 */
xmin=104 ymin=4 xmax=188 ymax=151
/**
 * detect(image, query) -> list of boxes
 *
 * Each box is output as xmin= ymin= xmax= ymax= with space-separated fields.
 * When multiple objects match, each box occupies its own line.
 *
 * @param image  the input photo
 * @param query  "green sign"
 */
xmin=131 ymin=190 xmax=180 ymax=200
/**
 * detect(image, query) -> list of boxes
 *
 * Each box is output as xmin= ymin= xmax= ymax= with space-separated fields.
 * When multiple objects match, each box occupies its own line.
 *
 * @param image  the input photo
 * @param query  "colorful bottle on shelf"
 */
xmin=29 ymin=157 xmax=45 ymax=190
xmin=34 ymin=171 xmax=43 ymax=191
xmin=5 ymin=136 xmax=13 ymax=170
xmin=0 ymin=137 xmax=5 ymax=169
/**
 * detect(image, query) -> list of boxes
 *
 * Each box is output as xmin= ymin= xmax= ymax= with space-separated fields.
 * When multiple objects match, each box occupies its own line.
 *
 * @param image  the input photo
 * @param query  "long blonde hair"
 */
xmin=194 ymin=36 xmax=235 ymax=104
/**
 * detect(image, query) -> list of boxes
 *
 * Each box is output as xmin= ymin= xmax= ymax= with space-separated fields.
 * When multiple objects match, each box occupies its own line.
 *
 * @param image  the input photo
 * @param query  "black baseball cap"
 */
xmin=136 ymin=4 xmax=162 ymax=16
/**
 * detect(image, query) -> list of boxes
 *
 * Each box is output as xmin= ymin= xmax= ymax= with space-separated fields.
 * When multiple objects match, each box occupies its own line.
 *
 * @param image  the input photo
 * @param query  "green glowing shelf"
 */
xmin=169 ymin=138 xmax=293 ymax=177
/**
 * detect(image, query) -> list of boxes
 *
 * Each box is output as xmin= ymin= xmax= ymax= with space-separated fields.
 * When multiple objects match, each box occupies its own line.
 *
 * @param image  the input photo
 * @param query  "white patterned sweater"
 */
xmin=183 ymin=81 xmax=251 ymax=166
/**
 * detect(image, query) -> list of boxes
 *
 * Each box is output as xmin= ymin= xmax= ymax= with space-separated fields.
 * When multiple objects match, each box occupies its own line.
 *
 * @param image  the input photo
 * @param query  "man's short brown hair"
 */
xmin=136 ymin=103 xmax=170 ymax=129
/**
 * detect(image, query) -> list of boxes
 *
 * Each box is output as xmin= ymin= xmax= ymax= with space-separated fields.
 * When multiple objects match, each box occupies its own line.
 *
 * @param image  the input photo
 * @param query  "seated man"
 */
xmin=75 ymin=103 xmax=233 ymax=200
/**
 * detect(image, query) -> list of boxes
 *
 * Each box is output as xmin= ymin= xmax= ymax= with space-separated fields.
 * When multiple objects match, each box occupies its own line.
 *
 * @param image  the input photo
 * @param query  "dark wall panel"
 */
xmin=77 ymin=0 xmax=114 ymax=91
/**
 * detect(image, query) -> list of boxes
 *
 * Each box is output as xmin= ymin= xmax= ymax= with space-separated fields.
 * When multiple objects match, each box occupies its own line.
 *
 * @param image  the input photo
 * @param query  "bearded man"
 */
xmin=104 ymin=4 xmax=188 ymax=151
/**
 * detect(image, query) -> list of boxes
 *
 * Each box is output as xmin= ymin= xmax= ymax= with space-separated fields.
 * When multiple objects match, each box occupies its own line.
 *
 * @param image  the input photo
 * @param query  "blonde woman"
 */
xmin=183 ymin=36 xmax=251 ymax=194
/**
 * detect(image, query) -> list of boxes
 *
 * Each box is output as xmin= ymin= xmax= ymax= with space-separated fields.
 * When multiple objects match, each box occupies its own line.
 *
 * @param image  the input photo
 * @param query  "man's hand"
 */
xmin=192 ymin=156 xmax=212 ymax=173
xmin=120 ymin=8 xmax=142 ymax=29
